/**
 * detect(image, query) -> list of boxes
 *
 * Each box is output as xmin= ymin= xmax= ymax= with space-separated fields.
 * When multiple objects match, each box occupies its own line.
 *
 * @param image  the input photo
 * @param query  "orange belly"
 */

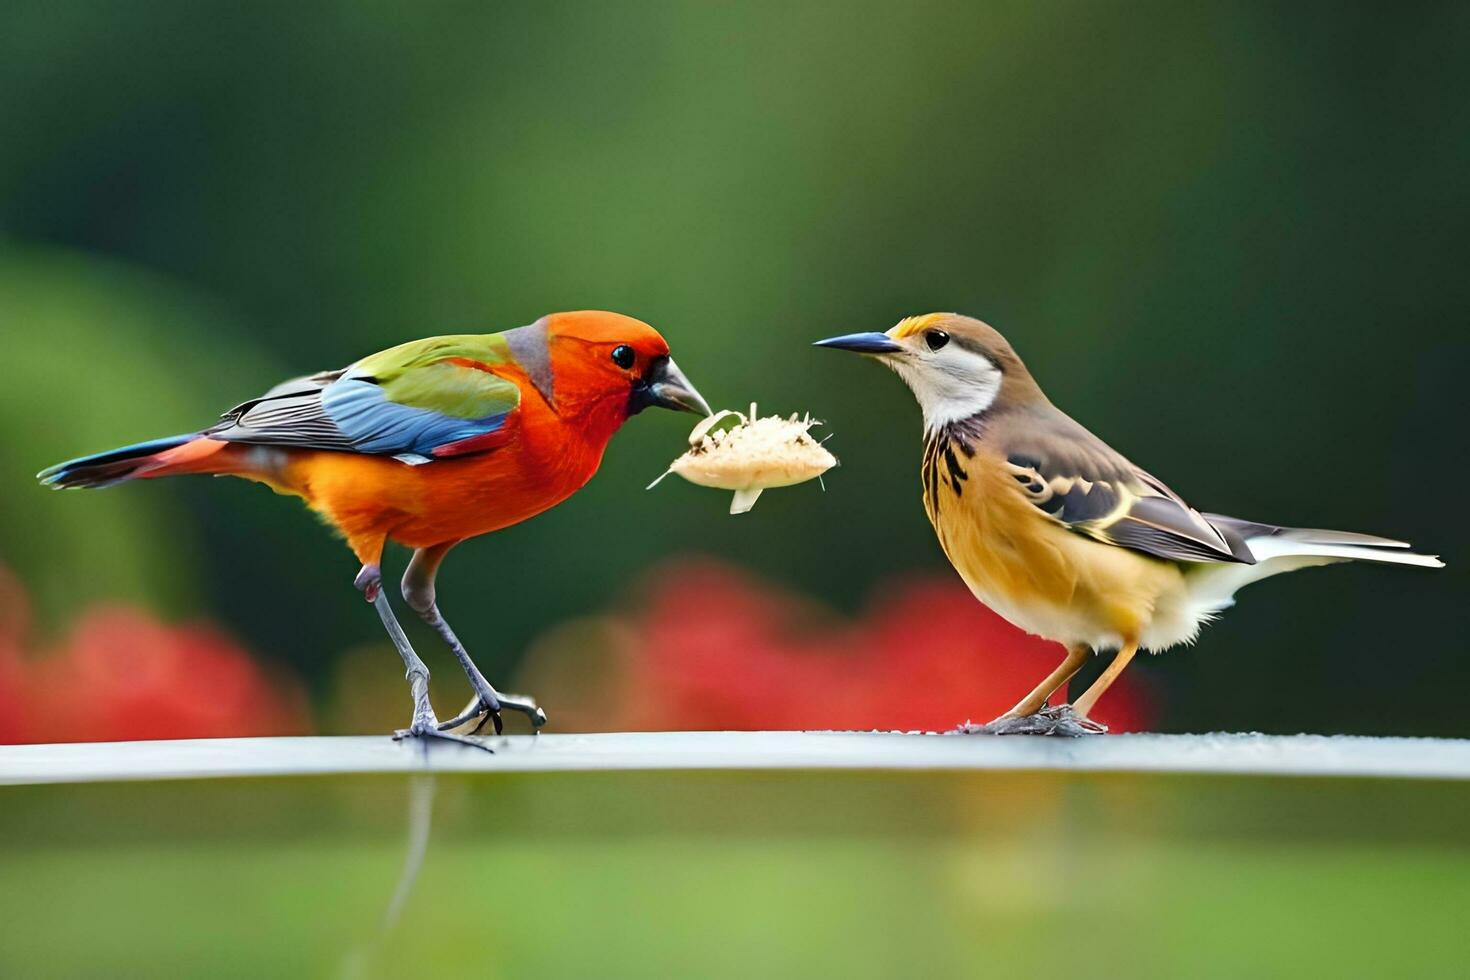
xmin=219 ymin=436 xmax=607 ymax=558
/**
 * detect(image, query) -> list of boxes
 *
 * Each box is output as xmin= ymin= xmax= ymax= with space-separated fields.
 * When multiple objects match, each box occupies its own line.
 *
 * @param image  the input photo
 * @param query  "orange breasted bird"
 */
xmin=39 ymin=310 xmax=711 ymax=746
xmin=817 ymin=314 xmax=1443 ymax=735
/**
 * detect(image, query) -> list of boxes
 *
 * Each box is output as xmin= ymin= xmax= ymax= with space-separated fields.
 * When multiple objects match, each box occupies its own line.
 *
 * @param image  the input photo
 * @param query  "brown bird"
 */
xmin=817 ymin=313 xmax=1443 ymax=734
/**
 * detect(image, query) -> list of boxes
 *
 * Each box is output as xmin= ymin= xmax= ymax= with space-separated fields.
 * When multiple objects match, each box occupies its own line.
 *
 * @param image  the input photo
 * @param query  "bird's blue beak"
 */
xmin=813 ymin=332 xmax=903 ymax=354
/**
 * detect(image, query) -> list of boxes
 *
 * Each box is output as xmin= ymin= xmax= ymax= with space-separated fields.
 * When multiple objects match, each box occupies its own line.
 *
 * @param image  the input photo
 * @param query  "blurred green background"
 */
xmin=4 ymin=769 xmax=1469 ymax=978
xmin=1 ymin=1 xmax=1465 ymax=735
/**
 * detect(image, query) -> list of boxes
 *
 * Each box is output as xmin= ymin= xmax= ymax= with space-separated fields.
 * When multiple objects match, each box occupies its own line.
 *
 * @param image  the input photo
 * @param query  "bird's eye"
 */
xmin=925 ymin=329 xmax=950 ymax=351
xmin=611 ymin=345 xmax=636 ymax=369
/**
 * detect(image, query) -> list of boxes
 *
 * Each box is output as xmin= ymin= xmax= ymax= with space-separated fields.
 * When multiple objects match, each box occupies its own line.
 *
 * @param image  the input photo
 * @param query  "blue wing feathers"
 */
xmin=60 ymin=350 xmax=521 ymax=470
xmin=321 ymin=378 xmax=511 ymax=457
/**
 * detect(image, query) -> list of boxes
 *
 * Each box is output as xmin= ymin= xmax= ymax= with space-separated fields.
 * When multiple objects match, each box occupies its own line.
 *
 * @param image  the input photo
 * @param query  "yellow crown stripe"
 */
xmin=890 ymin=313 xmax=949 ymax=339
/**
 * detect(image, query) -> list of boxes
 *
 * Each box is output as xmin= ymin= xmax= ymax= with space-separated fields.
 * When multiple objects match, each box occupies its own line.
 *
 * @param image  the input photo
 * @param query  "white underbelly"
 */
xmin=1137 ymin=580 xmax=1225 ymax=652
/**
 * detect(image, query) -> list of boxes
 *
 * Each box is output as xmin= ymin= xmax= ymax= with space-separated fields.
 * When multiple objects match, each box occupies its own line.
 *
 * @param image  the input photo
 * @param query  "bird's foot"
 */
xmin=394 ymin=710 xmax=495 ymax=753
xmin=437 ymin=690 xmax=547 ymax=736
xmin=394 ymin=720 xmax=495 ymax=752
xmin=951 ymin=704 xmax=1108 ymax=737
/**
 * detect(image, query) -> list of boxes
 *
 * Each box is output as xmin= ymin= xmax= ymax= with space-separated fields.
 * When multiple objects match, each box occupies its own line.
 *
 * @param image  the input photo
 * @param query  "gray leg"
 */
xmin=401 ymin=545 xmax=547 ymax=735
xmin=356 ymin=563 xmax=492 ymax=752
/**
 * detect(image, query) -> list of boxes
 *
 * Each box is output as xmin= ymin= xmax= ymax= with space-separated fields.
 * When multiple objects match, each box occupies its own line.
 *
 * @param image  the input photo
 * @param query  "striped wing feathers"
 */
xmin=985 ymin=405 xmax=1251 ymax=566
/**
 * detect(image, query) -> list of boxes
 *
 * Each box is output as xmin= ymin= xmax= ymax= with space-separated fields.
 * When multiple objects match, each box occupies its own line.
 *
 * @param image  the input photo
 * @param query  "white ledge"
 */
xmin=2 ymin=731 xmax=1469 ymax=785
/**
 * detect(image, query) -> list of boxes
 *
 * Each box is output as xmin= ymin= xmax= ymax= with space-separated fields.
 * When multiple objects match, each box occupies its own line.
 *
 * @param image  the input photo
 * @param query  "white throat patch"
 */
xmin=885 ymin=348 xmax=1002 ymax=432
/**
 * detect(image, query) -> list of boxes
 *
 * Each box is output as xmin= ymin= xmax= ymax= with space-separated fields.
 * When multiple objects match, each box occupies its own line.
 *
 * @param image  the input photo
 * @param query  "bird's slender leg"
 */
xmin=400 ymin=543 xmax=547 ymax=735
xmin=354 ymin=562 xmax=492 ymax=752
xmin=1072 ymin=640 xmax=1139 ymax=718
xmin=996 ymin=644 xmax=1091 ymax=720
xmin=958 ymin=643 xmax=1106 ymax=736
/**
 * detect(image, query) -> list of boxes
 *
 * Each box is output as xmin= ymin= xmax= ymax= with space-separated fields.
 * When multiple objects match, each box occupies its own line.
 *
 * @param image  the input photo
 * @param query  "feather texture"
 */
xmin=851 ymin=311 xmax=1444 ymax=657
xmin=207 ymin=335 xmax=523 ymax=458
xmin=37 ymin=310 xmax=691 ymax=563
xmin=948 ymin=401 xmax=1249 ymax=565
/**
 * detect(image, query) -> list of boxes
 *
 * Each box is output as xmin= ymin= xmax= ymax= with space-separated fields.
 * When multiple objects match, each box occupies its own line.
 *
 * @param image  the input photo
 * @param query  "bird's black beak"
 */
xmin=813 ymin=331 xmax=903 ymax=355
xmin=632 ymin=356 xmax=712 ymax=417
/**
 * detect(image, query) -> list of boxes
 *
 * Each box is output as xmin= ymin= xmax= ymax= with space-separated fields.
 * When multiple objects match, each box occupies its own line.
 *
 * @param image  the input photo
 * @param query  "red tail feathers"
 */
xmin=38 ymin=436 xmax=232 ymax=489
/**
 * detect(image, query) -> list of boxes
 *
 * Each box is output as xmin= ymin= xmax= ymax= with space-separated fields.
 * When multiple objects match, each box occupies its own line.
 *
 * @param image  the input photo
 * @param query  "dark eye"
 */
xmin=925 ymin=329 xmax=949 ymax=351
xmin=611 ymin=344 xmax=636 ymax=369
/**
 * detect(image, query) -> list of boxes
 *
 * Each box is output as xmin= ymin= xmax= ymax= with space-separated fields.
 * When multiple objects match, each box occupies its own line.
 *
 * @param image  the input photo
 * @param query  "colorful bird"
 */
xmin=817 ymin=313 xmax=1443 ymax=734
xmin=40 ymin=310 xmax=711 ymax=746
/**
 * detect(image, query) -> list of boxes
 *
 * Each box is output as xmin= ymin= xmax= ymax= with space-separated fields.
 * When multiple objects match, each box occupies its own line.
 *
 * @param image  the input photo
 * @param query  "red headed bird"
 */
xmin=39 ymin=311 xmax=711 ymax=746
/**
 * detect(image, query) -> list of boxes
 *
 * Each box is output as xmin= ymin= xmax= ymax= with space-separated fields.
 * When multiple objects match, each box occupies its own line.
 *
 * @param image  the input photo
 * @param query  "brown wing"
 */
xmin=992 ymin=405 xmax=1253 ymax=565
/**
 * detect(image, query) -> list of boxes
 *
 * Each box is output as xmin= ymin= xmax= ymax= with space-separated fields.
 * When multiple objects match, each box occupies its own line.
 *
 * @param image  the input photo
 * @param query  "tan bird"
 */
xmin=816 ymin=313 xmax=1444 ymax=734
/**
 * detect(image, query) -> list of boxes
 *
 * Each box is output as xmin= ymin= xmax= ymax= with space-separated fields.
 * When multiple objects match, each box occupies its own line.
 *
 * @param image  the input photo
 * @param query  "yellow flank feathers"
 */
xmin=922 ymin=433 xmax=1178 ymax=651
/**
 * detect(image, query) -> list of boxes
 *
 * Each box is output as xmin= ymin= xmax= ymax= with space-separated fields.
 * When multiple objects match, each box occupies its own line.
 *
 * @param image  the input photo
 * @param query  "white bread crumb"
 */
xmin=648 ymin=404 xmax=837 ymax=514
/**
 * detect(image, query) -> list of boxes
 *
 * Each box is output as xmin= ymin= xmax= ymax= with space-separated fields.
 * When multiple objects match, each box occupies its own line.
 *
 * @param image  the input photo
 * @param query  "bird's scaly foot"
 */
xmin=394 ymin=717 xmax=496 ymax=753
xmin=394 ymin=703 xmax=495 ymax=753
xmin=952 ymin=704 xmax=1108 ymax=737
xmin=437 ymin=691 xmax=547 ymax=736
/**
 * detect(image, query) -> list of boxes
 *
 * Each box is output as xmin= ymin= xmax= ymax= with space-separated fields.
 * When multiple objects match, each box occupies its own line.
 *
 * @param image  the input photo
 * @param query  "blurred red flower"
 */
xmin=521 ymin=558 xmax=1153 ymax=733
xmin=0 ymin=568 xmax=27 ymax=744
xmin=0 ymin=564 xmax=309 ymax=744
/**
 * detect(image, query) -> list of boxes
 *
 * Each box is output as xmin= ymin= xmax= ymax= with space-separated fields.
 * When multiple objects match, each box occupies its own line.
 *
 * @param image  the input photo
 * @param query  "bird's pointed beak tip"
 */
xmin=679 ymin=391 xmax=714 ymax=417
xmin=813 ymin=332 xmax=903 ymax=355
xmin=640 ymin=356 xmax=712 ymax=417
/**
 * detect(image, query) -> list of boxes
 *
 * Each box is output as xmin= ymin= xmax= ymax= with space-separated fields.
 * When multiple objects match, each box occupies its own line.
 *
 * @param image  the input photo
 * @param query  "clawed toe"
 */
xmin=498 ymin=692 xmax=547 ymax=729
xmin=394 ymin=720 xmax=496 ymax=753
xmin=438 ymin=692 xmax=547 ymax=735
xmin=951 ymin=704 xmax=1108 ymax=737
xmin=436 ymin=698 xmax=501 ymax=735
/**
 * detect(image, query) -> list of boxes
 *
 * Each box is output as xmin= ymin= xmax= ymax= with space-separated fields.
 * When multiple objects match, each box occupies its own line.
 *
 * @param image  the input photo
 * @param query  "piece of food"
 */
xmin=648 ymin=403 xmax=837 ymax=514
